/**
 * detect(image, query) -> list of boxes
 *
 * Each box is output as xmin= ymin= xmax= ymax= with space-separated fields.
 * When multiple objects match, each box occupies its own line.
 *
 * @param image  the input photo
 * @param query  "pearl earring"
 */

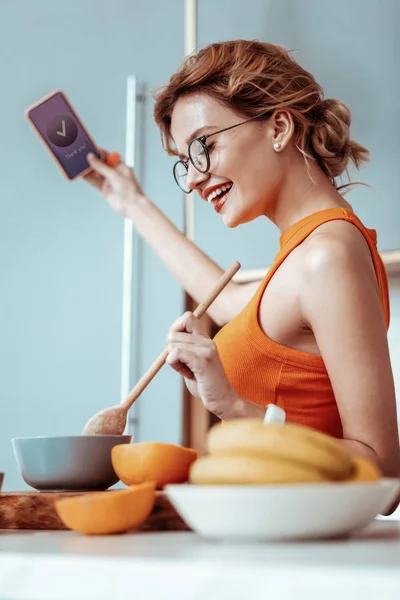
xmin=273 ymin=142 xmax=281 ymax=151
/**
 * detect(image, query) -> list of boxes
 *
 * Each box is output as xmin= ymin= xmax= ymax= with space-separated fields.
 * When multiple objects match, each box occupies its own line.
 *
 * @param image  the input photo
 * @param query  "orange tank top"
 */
xmin=214 ymin=208 xmax=390 ymax=438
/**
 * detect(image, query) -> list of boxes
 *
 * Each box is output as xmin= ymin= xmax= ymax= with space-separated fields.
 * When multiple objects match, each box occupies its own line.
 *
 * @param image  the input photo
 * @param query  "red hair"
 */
xmin=153 ymin=40 xmax=369 ymax=187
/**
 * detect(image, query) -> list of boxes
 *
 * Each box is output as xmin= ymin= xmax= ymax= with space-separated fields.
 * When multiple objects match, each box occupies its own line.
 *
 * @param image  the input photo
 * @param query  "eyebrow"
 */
xmin=175 ymin=125 xmax=218 ymax=160
xmin=185 ymin=125 xmax=216 ymax=144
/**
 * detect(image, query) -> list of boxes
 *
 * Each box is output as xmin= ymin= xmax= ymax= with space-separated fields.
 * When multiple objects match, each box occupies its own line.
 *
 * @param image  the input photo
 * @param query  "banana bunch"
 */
xmin=189 ymin=419 xmax=381 ymax=485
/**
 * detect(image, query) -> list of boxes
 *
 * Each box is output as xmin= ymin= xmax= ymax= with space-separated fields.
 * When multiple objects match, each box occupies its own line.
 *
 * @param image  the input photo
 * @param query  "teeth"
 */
xmin=207 ymin=183 xmax=232 ymax=203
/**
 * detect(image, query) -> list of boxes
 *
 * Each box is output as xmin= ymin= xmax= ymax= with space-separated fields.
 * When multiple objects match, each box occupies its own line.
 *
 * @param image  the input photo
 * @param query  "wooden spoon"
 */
xmin=82 ymin=261 xmax=241 ymax=435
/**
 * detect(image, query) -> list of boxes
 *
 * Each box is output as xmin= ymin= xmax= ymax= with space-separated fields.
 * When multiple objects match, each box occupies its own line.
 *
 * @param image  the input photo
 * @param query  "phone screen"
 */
xmin=27 ymin=91 xmax=100 ymax=180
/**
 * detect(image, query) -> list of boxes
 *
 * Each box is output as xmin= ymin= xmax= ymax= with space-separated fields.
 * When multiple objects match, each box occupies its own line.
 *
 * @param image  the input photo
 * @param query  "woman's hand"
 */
xmin=84 ymin=151 xmax=145 ymax=218
xmin=166 ymin=311 xmax=237 ymax=418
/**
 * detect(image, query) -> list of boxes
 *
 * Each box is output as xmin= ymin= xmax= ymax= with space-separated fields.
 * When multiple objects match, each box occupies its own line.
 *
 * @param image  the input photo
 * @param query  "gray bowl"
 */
xmin=12 ymin=435 xmax=132 ymax=491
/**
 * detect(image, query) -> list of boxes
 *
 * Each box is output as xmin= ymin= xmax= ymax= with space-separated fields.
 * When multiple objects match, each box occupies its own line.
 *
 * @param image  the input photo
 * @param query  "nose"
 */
xmin=186 ymin=163 xmax=210 ymax=194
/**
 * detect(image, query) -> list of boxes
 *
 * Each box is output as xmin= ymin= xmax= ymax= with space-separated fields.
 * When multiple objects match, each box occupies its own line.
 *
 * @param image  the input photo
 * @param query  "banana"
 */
xmin=189 ymin=453 xmax=329 ymax=485
xmin=207 ymin=419 xmax=353 ymax=480
xmin=344 ymin=456 xmax=381 ymax=483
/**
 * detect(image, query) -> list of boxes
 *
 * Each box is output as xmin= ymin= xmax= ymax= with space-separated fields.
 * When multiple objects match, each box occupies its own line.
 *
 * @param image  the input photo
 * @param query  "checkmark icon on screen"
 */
xmin=47 ymin=114 xmax=77 ymax=147
xmin=57 ymin=120 xmax=66 ymax=137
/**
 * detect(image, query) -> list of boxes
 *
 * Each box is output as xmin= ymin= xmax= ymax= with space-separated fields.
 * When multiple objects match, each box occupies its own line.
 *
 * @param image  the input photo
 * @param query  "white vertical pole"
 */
xmin=120 ymin=75 xmax=137 ymax=434
xmin=182 ymin=1 xmax=197 ymax=445
xmin=121 ymin=3 xmax=197 ymax=437
xmin=184 ymin=0 xmax=197 ymax=240
xmin=185 ymin=0 xmax=197 ymax=57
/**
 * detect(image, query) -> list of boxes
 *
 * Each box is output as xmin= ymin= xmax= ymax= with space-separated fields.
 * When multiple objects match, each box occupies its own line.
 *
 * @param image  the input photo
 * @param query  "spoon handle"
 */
xmin=122 ymin=261 xmax=241 ymax=410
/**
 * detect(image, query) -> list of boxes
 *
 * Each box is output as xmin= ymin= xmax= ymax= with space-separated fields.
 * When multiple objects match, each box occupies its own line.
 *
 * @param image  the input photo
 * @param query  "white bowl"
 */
xmin=166 ymin=478 xmax=400 ymax=541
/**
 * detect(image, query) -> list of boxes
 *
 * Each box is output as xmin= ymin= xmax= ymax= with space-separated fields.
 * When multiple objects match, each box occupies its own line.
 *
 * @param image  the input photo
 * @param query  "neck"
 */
xmin=266 ymin=150 xmax=353 ymax=234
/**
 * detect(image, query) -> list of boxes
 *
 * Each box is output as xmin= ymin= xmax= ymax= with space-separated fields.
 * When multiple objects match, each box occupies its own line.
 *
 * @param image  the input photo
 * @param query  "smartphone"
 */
xmin=25 ymin=90 xmax=101 ymax=180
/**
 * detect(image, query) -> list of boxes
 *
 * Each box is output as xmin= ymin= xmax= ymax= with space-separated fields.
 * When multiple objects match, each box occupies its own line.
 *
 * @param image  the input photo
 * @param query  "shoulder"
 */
xmin=296 ymin=219 xmax=380 ymax=324
xmin=300 ymin=219 xmax=376 ymax=282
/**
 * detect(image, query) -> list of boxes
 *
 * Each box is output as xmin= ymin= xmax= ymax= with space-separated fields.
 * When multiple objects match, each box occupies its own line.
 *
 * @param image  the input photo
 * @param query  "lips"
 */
xmin=213 ymin=185 xmax=233 ymax=213
xmin=204 ymin=181 xmax=233 ymax=202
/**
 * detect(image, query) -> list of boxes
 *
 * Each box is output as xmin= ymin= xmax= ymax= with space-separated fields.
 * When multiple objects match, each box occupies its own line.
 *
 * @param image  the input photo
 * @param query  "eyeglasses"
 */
xmin=173 ymin=116 xmax=261 ymax=193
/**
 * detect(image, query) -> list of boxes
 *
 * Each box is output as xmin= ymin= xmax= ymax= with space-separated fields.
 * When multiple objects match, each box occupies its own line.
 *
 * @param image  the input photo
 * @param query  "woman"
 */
xmin=85 ymin=40 xmax=400 ymax=483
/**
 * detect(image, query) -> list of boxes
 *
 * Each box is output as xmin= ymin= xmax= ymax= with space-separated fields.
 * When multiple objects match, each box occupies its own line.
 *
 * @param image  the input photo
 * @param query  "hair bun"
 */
xmin=154 ymin=40 xmax=369 ymax=186
xmin=310 ymin=99 xmax=369 ymax=179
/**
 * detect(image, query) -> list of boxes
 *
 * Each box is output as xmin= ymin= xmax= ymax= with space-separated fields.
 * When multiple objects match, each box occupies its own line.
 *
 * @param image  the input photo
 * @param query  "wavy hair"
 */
xmin=153 ymin=40 xmax=369 ymax=189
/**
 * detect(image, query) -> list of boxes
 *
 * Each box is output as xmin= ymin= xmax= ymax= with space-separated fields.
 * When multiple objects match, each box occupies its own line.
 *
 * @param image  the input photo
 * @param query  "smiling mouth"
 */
xmin=206 ymin=182 xmax=233 ymax=204
xmin=213 ymin=185 xmax=233 ymax=213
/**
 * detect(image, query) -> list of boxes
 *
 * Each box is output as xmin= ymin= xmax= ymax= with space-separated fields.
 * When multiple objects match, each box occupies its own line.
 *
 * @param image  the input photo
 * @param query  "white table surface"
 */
xmin=0 ymin=520 xmax=399 ymax=600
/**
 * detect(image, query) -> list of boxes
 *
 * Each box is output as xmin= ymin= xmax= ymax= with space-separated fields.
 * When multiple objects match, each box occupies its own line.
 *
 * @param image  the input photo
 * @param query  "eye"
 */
xmin=206 ymin=141 xmax=216 ymax=154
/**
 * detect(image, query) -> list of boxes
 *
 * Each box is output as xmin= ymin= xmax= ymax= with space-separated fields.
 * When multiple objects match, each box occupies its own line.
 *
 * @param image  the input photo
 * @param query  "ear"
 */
xmin=270 ymin=110 xmax=294 ymax=149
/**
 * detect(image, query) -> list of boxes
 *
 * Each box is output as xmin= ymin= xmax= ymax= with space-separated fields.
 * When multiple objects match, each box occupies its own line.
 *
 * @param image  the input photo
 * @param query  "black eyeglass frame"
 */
xmin=173 ymin=116 xmax=262 ymax=193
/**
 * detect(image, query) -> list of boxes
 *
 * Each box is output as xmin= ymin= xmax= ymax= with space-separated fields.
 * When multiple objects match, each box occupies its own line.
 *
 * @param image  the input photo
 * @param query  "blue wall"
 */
xmin=0 ymin=0 xmax=185 ymax=490
xmin=194 ymin=0 xmax=400 ymax=267
xmin=1 ymin=0 xmax=399 ymax=490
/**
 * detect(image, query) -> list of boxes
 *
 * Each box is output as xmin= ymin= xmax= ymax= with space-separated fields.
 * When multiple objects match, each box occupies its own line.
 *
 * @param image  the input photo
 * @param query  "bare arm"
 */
xmin=300 ymin=233 xmax=400 ymax=480
xmin=126 ymin=195 xmax=257 ymax=325
xmin=85 ymin=153 xmax=257 ymax=326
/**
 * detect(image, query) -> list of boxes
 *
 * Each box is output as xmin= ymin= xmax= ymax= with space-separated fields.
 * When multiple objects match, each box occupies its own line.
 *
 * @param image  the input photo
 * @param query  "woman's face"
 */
xmin=170 ymin=93 xmax=286 ymax=227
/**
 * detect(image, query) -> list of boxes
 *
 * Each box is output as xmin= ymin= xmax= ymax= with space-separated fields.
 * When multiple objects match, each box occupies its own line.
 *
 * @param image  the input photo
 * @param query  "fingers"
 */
xmin=87 ymin=153 xmax=118 ymax=180
xmin=166 ymin=345 xmax=213 ymax=376
xmin=84 ymin=150 xmax=132 ymax=192
xmin=166 ymin=314 xmax=215 ymax=380
xmin=83 ymin=171 xmax=103 ymax=190
xmin=165 ymin=350 xmax=194 ymax=380
xmin=167 ymin=331 xmax=205 ymax=345
xmin=93 ymin=150 xmax=123 ymax=170
xmin=83 ymin=171 xmax=104 ymax=190
xmin=166 ymin=344 xmax=214 ymax=369
xmin=91 ymin=149 xmax=122 ymax=168
xmin=169 ymin=311 xmax=203 ymax=335
xmin=115 ymin=162 xmax=132 ymax=177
